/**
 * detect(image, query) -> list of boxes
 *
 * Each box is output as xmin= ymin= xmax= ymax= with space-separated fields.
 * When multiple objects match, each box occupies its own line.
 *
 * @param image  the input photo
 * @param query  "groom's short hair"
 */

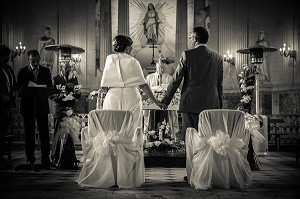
xmin=193 ymin=27 xmax=209 ymax=44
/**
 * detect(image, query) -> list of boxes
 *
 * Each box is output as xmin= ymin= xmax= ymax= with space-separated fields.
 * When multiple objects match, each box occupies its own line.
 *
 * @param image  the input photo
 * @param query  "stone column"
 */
xmin=99 ymin=0 xmax=112 ymax=71
xmin=118 ymin=0 xmax=129 ymax=36
xmin=175 ymin=0 xmax=187 ymax=67
xmin=219 ymin=0 xmax=248 ymax=92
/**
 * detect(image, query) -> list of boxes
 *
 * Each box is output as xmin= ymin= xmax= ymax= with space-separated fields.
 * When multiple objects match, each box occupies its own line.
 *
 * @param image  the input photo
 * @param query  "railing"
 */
xmin=267 ymin=115 xmax=300 ymax=148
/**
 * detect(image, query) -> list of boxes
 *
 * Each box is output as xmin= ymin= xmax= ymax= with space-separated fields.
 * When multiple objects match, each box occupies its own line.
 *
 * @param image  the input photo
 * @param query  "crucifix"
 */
xmin=149 ymin=39 xmax=157 ymax=66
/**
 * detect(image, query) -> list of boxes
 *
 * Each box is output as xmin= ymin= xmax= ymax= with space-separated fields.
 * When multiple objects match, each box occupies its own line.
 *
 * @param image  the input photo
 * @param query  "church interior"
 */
xmin=1 ymin=0 xmax=300 ymax=198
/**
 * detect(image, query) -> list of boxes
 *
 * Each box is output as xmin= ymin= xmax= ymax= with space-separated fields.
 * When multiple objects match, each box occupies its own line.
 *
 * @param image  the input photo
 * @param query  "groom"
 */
xmin=160 ymin=27 xmax=223 ymax=181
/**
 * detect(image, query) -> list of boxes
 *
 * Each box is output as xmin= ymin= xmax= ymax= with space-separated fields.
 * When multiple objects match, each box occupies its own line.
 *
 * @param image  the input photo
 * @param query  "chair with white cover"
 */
xmin=185 ymin=109 xmax=252 ymax=190
xmin=76 ymin=110 xmax=144 ymax=188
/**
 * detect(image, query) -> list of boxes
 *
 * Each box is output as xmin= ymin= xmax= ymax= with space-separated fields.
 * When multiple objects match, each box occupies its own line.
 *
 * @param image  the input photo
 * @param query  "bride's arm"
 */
xmin=139 ymin=83 xmax=166 ymax=109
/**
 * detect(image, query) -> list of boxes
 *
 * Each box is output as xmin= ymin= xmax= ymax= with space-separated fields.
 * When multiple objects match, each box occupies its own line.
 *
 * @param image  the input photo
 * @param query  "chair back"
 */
xmin=198 ymin=109 xmax=249 ymax=145
xmin=89 ymin=110 xmax=132 ymax=132
xmin=88 ymin=110 xmax=133 ymax=138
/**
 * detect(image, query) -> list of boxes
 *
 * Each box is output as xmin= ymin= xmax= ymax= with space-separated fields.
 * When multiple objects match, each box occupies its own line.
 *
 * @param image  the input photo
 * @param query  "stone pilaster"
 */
xmin=118 ymin=0 xmax=129 ymax=36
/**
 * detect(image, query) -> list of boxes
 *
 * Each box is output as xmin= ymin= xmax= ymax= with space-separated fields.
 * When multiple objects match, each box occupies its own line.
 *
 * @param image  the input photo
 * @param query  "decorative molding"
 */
xmin=270 ymin=83 xmax=300 ymax=92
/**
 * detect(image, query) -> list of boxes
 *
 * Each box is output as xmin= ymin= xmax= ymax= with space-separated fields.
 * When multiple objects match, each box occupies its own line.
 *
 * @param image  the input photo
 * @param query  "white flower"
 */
xmin=56 ymin=84 xmax=62 ymax=90
xmin=240 ymin=84 xmax=247 ymax=92
xmin=247 ymin=86 xmax=255 ymax=90
xmin=148 ymin=142 xmax=154 ymax=148
xmin=61 ymin=86 xmax=66 ymax=92
xmin=65 ymin=109 xmax=73 ymax=116
xmin=243 ymin=65 xmax=249 ymax=70
xmin=240 ymin=95 xmax=251 ymax=104
xmin=154 ymin=140 xmax=161 ymax=146
xmin=62 ymin=94 xmax=75 ymax=101
xmin=148 ymin=131 xmax=156 ymax=136
xmin=207 ymin=130 xmax=230 ymax=156
xmin=74 ymin=85 xmax=82 ymax=91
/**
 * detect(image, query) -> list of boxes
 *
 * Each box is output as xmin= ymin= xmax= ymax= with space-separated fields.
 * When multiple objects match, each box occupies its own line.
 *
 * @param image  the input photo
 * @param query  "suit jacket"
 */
xmin=0 ymin=64 xmax=17 ymax=98
xmin=0 ymin=63 xmax=17 ymax=121
xmin=17 ymin=65 xmax=52 ymax=115
xmin=161 ymin=46 xmax=223 ymax=113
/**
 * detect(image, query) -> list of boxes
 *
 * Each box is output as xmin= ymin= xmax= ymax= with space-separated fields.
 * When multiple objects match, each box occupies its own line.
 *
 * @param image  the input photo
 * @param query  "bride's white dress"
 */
xmin=77 ymin=52 xmax=146 ymax=188
xmin=76 ymin=110 xmax=144 ymax=188
xmin=185 ymin=109 xmax=252 ymax=190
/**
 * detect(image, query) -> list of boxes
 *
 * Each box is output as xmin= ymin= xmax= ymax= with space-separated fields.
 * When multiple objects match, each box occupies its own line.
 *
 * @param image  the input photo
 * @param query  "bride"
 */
xmin=77 ymin=35 xmax=164 ymax=188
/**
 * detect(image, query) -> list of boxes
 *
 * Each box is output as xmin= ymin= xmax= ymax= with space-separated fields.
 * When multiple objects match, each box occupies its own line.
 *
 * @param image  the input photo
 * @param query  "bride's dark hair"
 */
xmin=113 ymin=35 xmax=133 ymax=52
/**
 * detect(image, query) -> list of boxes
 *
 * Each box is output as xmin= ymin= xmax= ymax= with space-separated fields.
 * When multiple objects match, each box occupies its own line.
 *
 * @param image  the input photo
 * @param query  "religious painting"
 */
xmin=129 ymin=0 xmax=177 ymax=69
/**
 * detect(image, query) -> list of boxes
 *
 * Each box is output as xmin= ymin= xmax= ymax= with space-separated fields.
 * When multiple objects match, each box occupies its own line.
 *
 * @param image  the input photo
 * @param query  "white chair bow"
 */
xmin=207 ymin=130 xmax=245 ymax=156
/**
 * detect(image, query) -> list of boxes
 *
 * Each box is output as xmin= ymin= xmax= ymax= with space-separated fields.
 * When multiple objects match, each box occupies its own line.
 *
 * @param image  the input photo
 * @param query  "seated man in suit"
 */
xmin=49 ymin=63 xmax=81 ymax=169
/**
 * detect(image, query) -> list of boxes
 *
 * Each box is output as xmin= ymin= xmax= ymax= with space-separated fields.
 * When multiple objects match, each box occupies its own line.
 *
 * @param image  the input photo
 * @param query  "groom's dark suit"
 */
xmin=17 ymin=65 xmax=52 ymax=164
xmin=161 ymin=45 xmax=223 ymax=139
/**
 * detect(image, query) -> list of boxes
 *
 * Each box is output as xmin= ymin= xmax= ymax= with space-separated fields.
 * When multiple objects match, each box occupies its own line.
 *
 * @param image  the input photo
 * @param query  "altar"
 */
xmin=88 ymin=86 xmax=185 ymax=162
xmin=141 ymin=85 xmax=185 ymax=161
xmin=142 ymin=85 xmax=181 ymax=111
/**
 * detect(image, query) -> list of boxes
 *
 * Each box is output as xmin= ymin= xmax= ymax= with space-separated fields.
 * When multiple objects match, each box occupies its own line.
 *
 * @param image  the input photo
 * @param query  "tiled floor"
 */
xmin=1 ymin=143 xmax=300 ymax=199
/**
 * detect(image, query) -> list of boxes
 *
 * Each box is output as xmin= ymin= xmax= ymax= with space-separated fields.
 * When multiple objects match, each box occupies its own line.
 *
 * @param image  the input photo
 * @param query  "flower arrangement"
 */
xmin=88 ymin=89 xmax=106 ymax=109
xmin=60 ymin=61 xmax=78 ymax=80
xmin=56 ymin=83 xmax=81 ymax=101
xmin=245 ymin=113 xmax=265 ymax=144
xmin=237 ymin=64 xmax=256 ymax=113
xmin=237 ymin=64 xmax=263 ymax=171
xmin=144 ymin=119 xmax=179 ymax=154
xmin=142 ymin=86 xmax=181 ymax=110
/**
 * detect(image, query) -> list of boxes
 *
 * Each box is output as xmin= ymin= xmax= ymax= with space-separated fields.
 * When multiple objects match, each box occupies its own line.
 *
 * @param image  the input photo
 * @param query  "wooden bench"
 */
xmin=268 ymin=118 xmax=288 ymax=152
xmin=4 ymin=135 xmax=14 ymax=160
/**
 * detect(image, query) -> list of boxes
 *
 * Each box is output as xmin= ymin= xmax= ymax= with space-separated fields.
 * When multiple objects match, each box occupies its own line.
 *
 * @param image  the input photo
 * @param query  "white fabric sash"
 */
xmin=207 ymin=130 xmax=245 ymax=156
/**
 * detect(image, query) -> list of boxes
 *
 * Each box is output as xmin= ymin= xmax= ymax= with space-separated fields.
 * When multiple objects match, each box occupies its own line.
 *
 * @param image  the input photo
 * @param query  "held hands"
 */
xmin=155 ymin=100 xmax=167 ymax=110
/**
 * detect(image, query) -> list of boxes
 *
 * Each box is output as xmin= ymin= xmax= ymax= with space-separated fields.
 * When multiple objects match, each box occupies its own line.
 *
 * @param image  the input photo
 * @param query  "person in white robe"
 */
xmin=77 ymin=35 xmax=164 ymax=188
xmin=144 ymin=60 xmax=179 ymax=139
